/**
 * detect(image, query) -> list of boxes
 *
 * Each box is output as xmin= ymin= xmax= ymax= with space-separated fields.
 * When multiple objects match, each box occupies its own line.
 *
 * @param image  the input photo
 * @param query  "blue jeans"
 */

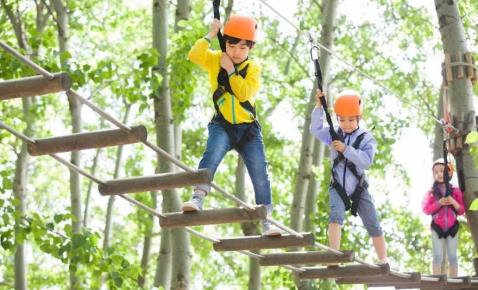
xmin=431 ymin=229 xmax=458 ymax=267
xmin=329 ymin=187 xmax=383 ymax=237
xmin=194 ymin=118 xmax=272 ymax=206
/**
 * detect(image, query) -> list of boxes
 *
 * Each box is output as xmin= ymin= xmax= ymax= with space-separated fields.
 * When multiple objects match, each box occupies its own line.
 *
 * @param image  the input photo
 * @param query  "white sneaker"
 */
xmin=182 ymin=194 xmax=204 ymax=212
xmin=262 ymin=220 xmax=282 ymax=236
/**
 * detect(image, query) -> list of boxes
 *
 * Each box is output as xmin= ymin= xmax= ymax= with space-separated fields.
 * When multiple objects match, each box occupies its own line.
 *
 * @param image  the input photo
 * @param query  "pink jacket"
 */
xmin=422 ymin=186 xmax=465 ymax=231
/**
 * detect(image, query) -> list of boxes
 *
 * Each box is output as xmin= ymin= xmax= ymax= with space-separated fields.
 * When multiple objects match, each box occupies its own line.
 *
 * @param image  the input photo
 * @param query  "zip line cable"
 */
xmin=257 ymin=0 xmax=473 ymax=131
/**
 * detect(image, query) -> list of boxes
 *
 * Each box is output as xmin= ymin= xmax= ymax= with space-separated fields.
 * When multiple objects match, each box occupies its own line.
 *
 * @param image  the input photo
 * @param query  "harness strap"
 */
xmin=331 ymin=132 xmax=367 ymax=216
xmin=213 ymin=114 xmax=259 ymax=151
xmin=213 ymin=63 xmax=256 ymax=119
xmin=431 ymin=219 xmax=460 ymax=238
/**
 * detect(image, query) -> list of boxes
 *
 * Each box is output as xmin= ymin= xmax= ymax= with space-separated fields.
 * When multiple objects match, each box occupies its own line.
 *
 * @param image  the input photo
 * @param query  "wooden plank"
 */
xmin=213 ymin=232 xmax=314 ymax=252
xmin=474 ymin=257 xmax=478 ymax=276
xmin=392 ymin=274 xmax=447 ymax=289
xmin=98 ymin=169 xmax=211 ymax=195
xmin=443 ymin=276 xmax=472 ymax=289
xmin=445 ymin=53 xmax=453 ymax=82
xmin=159 ymin=205 xmax=267 ymax=228
xmin=338 ymin=272 xmax=420 ymax=285
xmin=298 ymin=263 xmax=390 ymax=280
xmin=457 ymin=52 xmax=465 ymax=78
xmin=259 ymin=250 xmax=354 ymax=266
xmin=464 ymin=52 xmax=476 ymax=83
xmin=27 ymin=125 xmax=147 ymax=156
xmin=0 ymin=72 xmax=71 ymax=100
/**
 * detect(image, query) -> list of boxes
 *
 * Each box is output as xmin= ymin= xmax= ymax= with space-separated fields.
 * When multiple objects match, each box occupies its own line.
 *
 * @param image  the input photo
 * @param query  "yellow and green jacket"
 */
xmin=188 ymin=38 xmax=261 ymax=124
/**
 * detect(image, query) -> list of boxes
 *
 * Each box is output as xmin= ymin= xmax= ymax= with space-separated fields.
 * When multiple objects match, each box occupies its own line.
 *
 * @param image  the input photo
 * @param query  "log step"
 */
xmin=213 ymin=232 xmax=314 ymax=252
xmin=98 ymin=169 xmax=211 ymax=195
xmin=159 ymin=206 xmax=267 ymax=228
xmin=442 ymin=276 xmax=474 ymax=290
xmin=0 ymin=72 xmax=71 ymax=100
xmin=27 ymin=125 xmax=147 ymax=156
xmin=259 ymin=250 xmax=354 ymax=266
xmin=391 ymin=274 xmax=446 ymax=289
xmin=298 ymin=263 xmax=390 ymax=280
xmin=337 ymin=272 xmax=421 ymax=285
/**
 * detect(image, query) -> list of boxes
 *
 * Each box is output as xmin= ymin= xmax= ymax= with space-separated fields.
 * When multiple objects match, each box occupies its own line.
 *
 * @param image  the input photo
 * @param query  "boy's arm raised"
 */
xmin=309 ymin=107 xmax=332 ymax=145
xmin=188 ymin=38 xmax=219 ymax=71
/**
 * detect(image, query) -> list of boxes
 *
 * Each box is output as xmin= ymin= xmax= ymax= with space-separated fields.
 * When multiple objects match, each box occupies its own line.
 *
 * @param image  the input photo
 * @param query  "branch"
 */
xmin=1 ymin=0 xmax=30 ymax=51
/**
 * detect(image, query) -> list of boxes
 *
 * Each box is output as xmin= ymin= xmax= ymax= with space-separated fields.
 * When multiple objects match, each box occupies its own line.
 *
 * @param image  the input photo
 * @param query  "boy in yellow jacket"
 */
xmin=182 ymin=15 xmax=280 ymax=236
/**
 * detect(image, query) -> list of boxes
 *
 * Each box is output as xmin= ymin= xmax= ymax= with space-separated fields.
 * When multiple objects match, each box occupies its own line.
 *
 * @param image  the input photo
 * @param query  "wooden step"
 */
xmin=442 ymin=277 xmax=473 ymax=290
xmin=159 ymin=206 xmax=267 ymax=228
xmin=337 ymin=272 xmax=420 ymax=285
xmin=259 ymin=250 xmax=354 ymax=266
xmin=213 ymin=232 xmax=314 ymax=252
xmin=298 ymin=263 xmax=390 ymax=280
xmin=98 ymin=169 xmax=211 ymax=195
xmin=386 ymin=274 xmax=446 ymax=289
xmin=27 ymin=125 xmax=147 ymax=156
xmin=0 ymin=72 xmax=71 ymax=100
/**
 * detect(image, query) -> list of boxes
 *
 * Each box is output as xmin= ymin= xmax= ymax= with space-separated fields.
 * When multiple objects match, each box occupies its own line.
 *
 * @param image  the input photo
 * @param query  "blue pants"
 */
xmin=329 ymin=187 xmax=383 ymax=237
xmin=195 ymin=118 xmax=272 ymax=206
xmin=431 ymin=229 xmax=458 ymax=267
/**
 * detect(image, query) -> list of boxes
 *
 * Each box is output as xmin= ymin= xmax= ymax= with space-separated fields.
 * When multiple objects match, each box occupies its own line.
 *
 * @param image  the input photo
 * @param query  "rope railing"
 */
xmin=0 ymin=41 xmax=311 ymax=273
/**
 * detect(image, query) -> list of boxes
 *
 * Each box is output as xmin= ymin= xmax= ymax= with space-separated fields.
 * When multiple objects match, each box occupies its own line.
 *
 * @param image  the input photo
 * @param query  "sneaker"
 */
xmin=182 ymin=194 xmax=204 ymax=212
xmin=262 ymin=220 xmax=282 ymax=236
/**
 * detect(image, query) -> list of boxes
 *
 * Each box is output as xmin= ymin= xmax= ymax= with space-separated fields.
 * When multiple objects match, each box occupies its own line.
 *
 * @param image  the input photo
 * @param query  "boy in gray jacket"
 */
xmin=310 ymin=89 xmax=388 ymax=265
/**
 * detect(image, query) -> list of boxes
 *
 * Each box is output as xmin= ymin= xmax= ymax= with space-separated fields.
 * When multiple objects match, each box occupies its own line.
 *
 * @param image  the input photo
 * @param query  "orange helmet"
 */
xmin=432 ymin=158 xmax=454 ymax=178
xmin=333 ymin=90 xmax=362 ymax=117
xmin=223 ymin=15 xmax=257 ymax=42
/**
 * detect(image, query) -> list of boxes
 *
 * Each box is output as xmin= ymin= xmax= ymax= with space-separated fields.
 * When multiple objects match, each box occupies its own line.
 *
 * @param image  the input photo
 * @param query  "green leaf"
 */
xmin=54 ymin=214 xmax=64 ymax=223
xmin=470 ymin=199 xmax=478 ymax=211
xmin=465 ymin=132 xmax=478 ymax=144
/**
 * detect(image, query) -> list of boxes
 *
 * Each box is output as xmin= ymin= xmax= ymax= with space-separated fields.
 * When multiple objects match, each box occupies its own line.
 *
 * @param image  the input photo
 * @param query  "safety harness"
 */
xmin=430 ymin=182 xmax=460 ymax=238
xmin=430 ymin=138 xmax=459 ymax=239
xmin=330 ymin=129 xmax=368 ymax=216
xmin=309 ymin=36 xmax=369 ymax=215
xmin=211 ymin=0 xmax=259 ymax=151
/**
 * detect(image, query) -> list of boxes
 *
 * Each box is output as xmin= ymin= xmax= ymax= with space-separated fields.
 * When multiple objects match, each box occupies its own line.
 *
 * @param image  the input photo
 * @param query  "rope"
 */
xmin=258 ymin=0 xmax=463 ymax=132
xmin=0 ymin=120 xmax=104 ymax=184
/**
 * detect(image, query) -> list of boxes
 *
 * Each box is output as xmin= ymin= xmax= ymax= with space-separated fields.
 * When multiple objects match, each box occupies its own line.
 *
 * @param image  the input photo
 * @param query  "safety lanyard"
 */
xmin=309 ymin=35 xmax=341 ymax=141
xmin=212 ymin=0 xmax=226 ymax=52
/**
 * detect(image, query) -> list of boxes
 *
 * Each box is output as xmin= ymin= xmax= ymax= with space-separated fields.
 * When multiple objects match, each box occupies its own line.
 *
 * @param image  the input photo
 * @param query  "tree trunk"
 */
xmin=50 ymin=1 xmax=82 ymax=288
xmin=12 ymin=98 xmax=33 ymax=290
xmin=433 ymin=90 xmax=445 ymax=160
xmin=304 ymin=141 xmax=325 ymax=232
xmin=83 ymin=119 xmax=105 ymax=228
xmin=235 ymin=157 xmax=261 ymax=290
xmin=172 ymin=0 xmax=190 ymax=169
xmin=154 ymin=221 xmax=172 ymax=289
xmin=303 ymin=0 xmax=338 ymax=234
xmin=434 ymin=0 xmax=478 ymax=252
xmin=225 ymin=0 xmax=234 ymax=20
xmin=1 ymin=1 xmax=45 ymax=288
xmin=153 ymin=1 xmax=191 ymax=289
xmin=100 ymin=108 xmax=130 ymax=288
